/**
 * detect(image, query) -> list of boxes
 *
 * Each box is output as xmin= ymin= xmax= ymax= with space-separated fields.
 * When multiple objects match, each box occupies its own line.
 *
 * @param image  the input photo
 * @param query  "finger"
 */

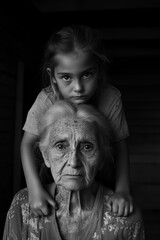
xmin=31 ymin=209 xmax=43 ymax=217
xmin=112 ymin=201 xmax=119 ymax=214
xmin=123 ymin=205 xmax=129 ymax=217
xmin=129 ymin=203 xmax=134 ymax=214
xmin=117 ymin=204 xmax=124 ymax=217
xmin=106 ymin=200 xmax=112 ymax=212
xmin=48 ymin=198 xmax=57 ymax=209
xmin=41 ymin=205 xmax=50 ymax=216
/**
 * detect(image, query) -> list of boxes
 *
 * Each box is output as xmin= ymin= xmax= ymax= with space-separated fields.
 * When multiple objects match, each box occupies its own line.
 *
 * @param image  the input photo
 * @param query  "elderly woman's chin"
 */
xmin=59 ymin=175 xmax=93 ymax=191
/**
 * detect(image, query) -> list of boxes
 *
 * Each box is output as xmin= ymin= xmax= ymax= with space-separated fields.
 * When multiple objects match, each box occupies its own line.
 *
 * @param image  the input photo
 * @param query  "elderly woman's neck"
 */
xmin=55 ymin=181 xmax=98 ymax=215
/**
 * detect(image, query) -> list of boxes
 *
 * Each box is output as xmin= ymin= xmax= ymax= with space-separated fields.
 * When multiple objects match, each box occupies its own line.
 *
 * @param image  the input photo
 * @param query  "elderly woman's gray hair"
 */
xmin=39 ymin=100 xmax=113 ymax=162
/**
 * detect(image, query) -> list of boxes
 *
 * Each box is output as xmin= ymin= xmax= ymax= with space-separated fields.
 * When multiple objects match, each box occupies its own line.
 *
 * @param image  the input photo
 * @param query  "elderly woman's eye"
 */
xmin=55 ymin=143 xmax=66 ymax=150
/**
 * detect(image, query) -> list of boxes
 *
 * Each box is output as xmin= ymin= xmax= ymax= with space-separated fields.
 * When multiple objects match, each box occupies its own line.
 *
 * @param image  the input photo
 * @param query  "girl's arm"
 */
xmin=107 ymin=139 xmax=133 ymax=216
xmin=114 ymin=139 xmax=130 ymax=194
xmin=21 ymin=132 xmax=55 ymax=216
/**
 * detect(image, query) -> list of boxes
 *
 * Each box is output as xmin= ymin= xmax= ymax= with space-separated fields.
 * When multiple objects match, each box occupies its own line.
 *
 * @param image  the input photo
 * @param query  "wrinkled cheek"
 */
xmin=49 ymin=155 xmax=67 ymax=183
xmin=84 ymin=161 xmax=98 ymax=186
xmin=50 ymin=165 xmax=61 ymax=183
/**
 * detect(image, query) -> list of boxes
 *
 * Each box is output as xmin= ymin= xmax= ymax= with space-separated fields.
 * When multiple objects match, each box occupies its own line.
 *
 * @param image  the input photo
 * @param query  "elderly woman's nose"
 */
xmin=68 ymin=150 xmax=82 ymax=168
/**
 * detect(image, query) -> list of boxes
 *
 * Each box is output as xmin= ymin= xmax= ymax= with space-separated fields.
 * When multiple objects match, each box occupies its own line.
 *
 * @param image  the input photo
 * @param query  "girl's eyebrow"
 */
xmin=57 ymin=67 xmax=96 ymax=75
xmin=81 ymin=67 xmax=96 ymax=73
xmin=57 ymin=72 xmax=71 ymax=75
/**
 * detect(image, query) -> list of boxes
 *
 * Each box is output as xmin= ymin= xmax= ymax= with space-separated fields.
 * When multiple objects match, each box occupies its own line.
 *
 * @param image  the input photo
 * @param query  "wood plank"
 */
xmin=0 ymin=133 xmax=14 ymax=144
xmin=0 ymin=72 xmax=16 ymax=87
xmin=132 ymin=183 xmax=160 ymax=210
xmin=13 ymin=61 xmax=24 ymax=193
xmin=105 ymin=47 xmax=160 ymax=57
xmin=130 ymin=162 xmax=160 ymax=184
xmin=100 ymin=27 xmax=160 ymax=40
xmin=129 ymin=144 xmax=160 ymax=154
xmin=111 ymin=73 xmax=160 ymax=85
xmin=0 ymin=58 xmax=17 ymax=76
xmin=144 ymin=224 xmax=160 ymax=240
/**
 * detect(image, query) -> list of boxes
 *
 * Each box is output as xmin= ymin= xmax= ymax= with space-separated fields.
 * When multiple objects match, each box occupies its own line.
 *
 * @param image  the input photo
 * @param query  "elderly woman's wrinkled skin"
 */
xmin=43 ymin=117 xmax=102 ymax=238
xmin=44 ymin=118 xmax=101 ymax=189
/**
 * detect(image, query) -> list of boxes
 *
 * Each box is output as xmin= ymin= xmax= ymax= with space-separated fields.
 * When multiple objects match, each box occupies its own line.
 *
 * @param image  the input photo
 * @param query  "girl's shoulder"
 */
xmin=99 ymin=84 xmax=121 ymax=101
xmin=37 ymin=85 xmax=56 ymax=104
xmin=98 ymin=84 xmax=121 ymax=108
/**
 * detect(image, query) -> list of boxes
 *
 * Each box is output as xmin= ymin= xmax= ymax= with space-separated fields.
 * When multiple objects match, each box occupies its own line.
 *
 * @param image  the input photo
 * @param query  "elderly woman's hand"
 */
xmin=106 ymin=192 xmax=133 ymax=217
xmin=29 ymin=187 xmax=56 ymax=217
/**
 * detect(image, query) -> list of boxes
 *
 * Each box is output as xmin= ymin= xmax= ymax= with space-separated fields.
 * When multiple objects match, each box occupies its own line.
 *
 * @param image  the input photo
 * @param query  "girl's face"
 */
xmin=53 ymin=50 xmax=99 ymax=104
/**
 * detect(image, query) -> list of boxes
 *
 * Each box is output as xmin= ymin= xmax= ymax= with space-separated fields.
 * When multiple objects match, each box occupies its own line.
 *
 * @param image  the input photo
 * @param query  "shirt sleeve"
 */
xmin=99 ymin=85 xmax=129 ymax=143
xmin=108 ymin=96 xmax=129 ymax=142
xmin=23 ymin=89 xmax=53 ymax=136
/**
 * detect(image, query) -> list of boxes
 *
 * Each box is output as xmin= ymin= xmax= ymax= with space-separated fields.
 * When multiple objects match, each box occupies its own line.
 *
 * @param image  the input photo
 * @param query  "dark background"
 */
xmin=0 ymin=0 xmax=160 ymax=239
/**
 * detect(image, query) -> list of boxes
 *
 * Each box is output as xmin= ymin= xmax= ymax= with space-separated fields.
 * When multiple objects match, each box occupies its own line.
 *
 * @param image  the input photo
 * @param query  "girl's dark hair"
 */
xmin=42 ymin=25 xmax=109 ymax=99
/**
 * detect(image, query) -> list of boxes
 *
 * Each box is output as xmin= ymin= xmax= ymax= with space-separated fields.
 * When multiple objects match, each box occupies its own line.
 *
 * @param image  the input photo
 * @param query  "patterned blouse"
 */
xmin=3 ymin=184 xmax=145 ymax=240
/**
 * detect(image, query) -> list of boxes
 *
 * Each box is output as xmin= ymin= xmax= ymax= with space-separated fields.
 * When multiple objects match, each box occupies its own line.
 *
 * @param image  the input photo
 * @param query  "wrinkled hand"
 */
xmin=107 ymin=192 xmax=133 ymax=217
xmin=29 ymin=187 xmax=56 ymax=217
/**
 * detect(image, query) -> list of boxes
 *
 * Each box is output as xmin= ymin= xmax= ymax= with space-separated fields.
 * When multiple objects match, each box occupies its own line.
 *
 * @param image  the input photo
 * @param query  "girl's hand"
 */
xmin=29 ymin=187 xmax=56 ymax=217
xmin=106 ymin=192 xmax=133 ymax=217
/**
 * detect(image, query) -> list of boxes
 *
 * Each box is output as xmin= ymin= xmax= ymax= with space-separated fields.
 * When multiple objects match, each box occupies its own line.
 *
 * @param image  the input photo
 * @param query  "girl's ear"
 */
xmin=46 ymin=67 xmax=52 ymax=77
xmin=46 ymin=67 xmax=57 ymax=84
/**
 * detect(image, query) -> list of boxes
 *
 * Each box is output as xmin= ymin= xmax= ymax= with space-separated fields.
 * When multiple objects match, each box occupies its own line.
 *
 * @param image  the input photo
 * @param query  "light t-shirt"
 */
xmin=23 ymin=84 xmax=129 ymax=143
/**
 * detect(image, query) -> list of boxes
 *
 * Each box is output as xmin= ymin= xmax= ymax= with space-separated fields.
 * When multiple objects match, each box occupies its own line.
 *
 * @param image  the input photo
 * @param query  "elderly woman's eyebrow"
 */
xmin=50 ymin=138 xmax=68 ymax=145
xmin=78 ymin=136 xmax=97 ymax=144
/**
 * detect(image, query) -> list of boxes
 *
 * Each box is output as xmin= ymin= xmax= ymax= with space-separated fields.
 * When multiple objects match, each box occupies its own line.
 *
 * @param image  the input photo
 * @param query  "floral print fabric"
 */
xmin=3 ymin=186 xmax=145 ymax=240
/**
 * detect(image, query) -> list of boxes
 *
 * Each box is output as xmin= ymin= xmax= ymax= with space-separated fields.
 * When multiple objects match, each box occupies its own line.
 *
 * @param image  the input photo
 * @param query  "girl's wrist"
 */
xmin=115 ymin=186 xmax=130 ymax=195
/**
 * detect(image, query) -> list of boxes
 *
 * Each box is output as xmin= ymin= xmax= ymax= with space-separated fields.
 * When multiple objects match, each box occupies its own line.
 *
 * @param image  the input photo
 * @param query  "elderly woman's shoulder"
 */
xmin=91 ymin=185 xmax=145 ymax=239
xmin=98 ymin=186 xmax=145 ymax=239
xmin=8 ymin=188 xmax=29 ymax=213
xmin=103 ymin=186 xmax=143 ymax=223
xmin=12 ymin=188 xmax=29 ymax=202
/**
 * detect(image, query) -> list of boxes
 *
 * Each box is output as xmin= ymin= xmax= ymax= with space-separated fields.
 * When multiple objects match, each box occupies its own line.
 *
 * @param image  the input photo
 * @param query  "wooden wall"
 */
xmin=0 ymin=7 xmax=39 ymax=237
xmin=0 ymin=27 xmax=21 ymax=235
xmin=102 ymin=28 xmax=160 ymax=239
xmin=0 ymin=4 xmax=160 ymax=239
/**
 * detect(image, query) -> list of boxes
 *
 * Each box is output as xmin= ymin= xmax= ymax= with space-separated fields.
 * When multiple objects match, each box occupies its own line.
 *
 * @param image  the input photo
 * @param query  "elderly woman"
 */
xmin=3 ymin=101 xmax=144 ymax=240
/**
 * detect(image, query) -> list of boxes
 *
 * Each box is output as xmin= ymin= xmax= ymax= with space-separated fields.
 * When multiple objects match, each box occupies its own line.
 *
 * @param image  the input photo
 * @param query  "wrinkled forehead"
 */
xmin=49 ymin=117 xmax=96 ymax=140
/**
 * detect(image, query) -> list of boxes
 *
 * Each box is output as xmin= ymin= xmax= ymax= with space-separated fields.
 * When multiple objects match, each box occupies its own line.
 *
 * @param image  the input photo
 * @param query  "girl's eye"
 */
xmin=82 ymin=72 xmax=92 ymax=79
xmin=62 ymin=75 xmax=71 ymax=82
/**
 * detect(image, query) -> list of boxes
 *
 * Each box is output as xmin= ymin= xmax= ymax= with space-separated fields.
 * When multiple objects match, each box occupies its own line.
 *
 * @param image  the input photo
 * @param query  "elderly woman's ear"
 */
xmin=39 ymin=145 xmax=50 ymax=168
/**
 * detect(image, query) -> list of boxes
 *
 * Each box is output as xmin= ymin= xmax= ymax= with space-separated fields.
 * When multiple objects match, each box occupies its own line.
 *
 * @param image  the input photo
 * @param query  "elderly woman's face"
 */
xmin=45 ymin=118 xmax=100 ymax=191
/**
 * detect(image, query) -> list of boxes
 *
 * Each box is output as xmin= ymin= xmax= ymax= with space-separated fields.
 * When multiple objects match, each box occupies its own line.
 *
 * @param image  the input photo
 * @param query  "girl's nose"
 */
xmin=73 ymin=79 xmax=83 ymax=93
xmin=68 ymin=150 xmax=82 ymax=168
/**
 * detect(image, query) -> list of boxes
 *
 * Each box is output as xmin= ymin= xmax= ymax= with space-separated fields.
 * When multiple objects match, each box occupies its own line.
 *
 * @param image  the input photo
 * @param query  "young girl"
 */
xmin=21 ymin=25 xmax=133 ymax=217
